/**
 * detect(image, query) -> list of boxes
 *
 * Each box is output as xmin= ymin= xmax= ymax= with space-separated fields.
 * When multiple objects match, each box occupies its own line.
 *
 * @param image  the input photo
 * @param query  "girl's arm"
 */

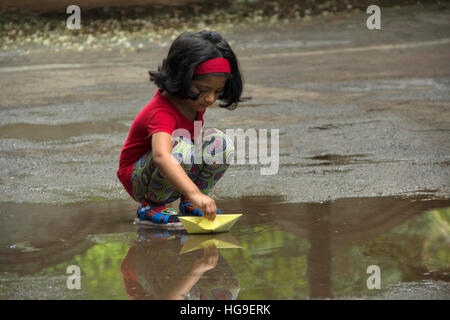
xmin=151 ymin=131 xmax=217 ymax=220
xmin=162 ymin=245 xmax=219 ymax=300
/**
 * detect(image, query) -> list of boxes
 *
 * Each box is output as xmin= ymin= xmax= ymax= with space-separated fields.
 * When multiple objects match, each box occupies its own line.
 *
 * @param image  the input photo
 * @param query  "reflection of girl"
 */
xmin=120 ymin=228 xmax=240 ymax=300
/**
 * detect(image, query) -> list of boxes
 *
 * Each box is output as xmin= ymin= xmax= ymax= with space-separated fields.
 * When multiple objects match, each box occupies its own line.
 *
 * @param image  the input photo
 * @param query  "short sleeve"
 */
xmin=147 ymin=110 xmax=177 ymax=139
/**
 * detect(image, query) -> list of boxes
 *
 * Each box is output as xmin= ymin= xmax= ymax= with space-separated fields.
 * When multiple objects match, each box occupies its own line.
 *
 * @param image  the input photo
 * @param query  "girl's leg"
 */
xmin=192 ymin=128 xmax=234 ymax=194
xmin=132 ymin=129 xmax=234 ymax=218
xmin=131 ymin=135 xmax=194 ymax=205
xmin=131 ymin=135 xmax=195 ymax=225
xmin=180 ymin=128 xmax=234 ymax=214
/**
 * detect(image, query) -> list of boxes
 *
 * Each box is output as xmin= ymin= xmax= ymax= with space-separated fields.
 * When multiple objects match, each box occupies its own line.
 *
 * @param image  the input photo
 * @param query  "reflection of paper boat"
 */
xmin=180 ymin=233 xmax=242 ymax=254
xmin=178 ymin=214 xmax=242 ymax=234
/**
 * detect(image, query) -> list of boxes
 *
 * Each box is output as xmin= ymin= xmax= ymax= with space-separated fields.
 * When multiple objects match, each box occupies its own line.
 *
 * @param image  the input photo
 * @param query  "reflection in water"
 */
xmin=219 ymin=196 xmax=450 ymax=299
xmin=120 ymin=228 xmax=240 ymax=300
xmin=307 ymin=202 xmax=332 ymax=298
xmin=0 ymin=196 xmax=449 ymax=299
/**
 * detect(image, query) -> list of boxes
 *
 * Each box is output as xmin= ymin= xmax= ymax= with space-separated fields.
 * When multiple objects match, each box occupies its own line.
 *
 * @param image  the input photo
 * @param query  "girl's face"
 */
xmin=187 ymin=75 xmax=228 ymax=112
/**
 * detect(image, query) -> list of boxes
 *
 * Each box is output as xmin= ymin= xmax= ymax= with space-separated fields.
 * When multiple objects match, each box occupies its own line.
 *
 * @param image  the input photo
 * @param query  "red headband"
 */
xmin=194 ymin=57 xmax=231 ymax=75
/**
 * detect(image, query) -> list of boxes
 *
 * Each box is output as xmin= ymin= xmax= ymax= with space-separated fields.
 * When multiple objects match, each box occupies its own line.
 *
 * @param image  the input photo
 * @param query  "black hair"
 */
xmin=149 ymin=30 xmax=245 ymax=110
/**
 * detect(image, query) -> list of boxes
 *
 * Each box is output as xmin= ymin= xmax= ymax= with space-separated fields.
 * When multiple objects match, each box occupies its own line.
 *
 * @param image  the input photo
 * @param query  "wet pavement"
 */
xmin=1 ymin=196 xmax=449 ymax=299
xmin=0 ymin=4 xmax=449 ymax=299
xmin=1 ymin=5 xmax=449 ymax=204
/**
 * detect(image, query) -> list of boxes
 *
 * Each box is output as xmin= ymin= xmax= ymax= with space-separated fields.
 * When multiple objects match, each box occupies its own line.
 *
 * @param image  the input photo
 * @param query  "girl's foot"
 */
xmin=137 ymin=227 xmax=186 ymax=241
xmin=135 ymin=203 xmax=183 ymax=228
xmin=179 ymin=196 xmax=222 ymax=217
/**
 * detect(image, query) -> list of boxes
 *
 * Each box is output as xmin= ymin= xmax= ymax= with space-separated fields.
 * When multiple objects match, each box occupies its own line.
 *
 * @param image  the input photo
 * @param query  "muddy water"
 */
xmin=0 ymin=121 xmax=129 ymax=141
xmin=0 ymin=196 xmax=449 ymax=300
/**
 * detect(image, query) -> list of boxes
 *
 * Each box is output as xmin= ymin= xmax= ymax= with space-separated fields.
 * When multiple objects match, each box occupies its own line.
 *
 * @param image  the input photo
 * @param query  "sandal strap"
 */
xmin=151 ymin=212 xmax=168 ymax=224
xmin=179 ymin=201 xmax=222 ymax=216
xmin=193 ymin=208 xmax=203 ymax=217
xmin=137 ymin=205 xmax=154 ymax=220
xmin=137 ymin=205 xmax=178 ymax=224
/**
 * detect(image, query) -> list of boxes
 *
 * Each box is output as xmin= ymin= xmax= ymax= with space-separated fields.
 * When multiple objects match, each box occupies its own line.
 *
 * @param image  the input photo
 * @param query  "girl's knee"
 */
xmin=202 ymin=129 xmax=234 ymax=166
xmin=171 ymin=135 xmax=194 ymax=170
xmin=146 ymin=187 xmax=180 ymax=204
xmin=203 ymin=127 xmax=224 ymax=136
xmin=172 ymin=135 xmax=193 ymax=150
xmin=203 ymin=128 xmax=234 ymax=152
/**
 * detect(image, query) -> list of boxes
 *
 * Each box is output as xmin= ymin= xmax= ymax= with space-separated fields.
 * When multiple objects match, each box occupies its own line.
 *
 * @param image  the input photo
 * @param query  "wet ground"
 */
xmin=1 ymin=5 xmax=449 ymax=204
xmin=1 ymin=196 xmax=449 ymax=299
xmin=0 ymin=4 xmax=449 ymax=299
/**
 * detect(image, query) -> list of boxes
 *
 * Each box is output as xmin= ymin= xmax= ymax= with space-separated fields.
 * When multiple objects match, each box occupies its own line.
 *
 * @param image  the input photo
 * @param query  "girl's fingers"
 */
xmin=211 ymin=204 xmax=217 ymax=220
xmin=191 ymin=195 xmax=217 ymax=220
xmin=209 ymin=209 xmax=217 ymax=220
xmin=205 ymin=204 xmax=216 ymax=220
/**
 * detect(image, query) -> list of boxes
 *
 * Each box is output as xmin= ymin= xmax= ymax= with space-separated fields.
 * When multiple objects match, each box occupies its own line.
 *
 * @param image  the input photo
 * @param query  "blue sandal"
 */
xmin=135 ymin=204 xmax=184 ymax=229
xmin=179 ymin=200 xmax=223 ymax=217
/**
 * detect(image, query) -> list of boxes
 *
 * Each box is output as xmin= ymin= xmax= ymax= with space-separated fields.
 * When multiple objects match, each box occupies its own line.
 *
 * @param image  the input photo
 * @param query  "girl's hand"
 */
xmin=188 ymin=192 xmax=217 ymax=221
xmin=191 ymin=245 xmax=219 ymax=275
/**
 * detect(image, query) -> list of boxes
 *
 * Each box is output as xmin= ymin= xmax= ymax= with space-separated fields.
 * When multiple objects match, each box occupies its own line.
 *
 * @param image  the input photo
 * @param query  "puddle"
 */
xmin=304 ymin=154 xmax=369 ymax=166
xmin=298 ymin=154 xmax=419 ymax=168
xmin=238 ymin=103 xmax=274 ymax=108
xmin=0 ymin=121 xmax=129 ymax=140
xmin=0 ymin=196 xmax=449 ymax=299
xmin=308 ymin=120 xmax=381 ymax=131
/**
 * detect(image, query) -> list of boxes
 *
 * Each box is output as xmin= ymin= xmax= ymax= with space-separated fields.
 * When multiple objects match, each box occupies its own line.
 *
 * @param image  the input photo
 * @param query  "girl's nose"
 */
xmin=204 ymin=92 xmax=215 ymax=105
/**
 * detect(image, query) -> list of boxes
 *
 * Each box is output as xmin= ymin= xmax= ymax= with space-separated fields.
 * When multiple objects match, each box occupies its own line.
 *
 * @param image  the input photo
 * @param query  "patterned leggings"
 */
xmin=131 ymin=128 xmax=234 ymax=205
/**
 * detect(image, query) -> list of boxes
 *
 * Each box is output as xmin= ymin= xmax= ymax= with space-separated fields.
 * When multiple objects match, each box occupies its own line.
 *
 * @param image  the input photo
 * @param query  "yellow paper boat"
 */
xmin=178 ymin=214 xmax=242 ymax=234
xmin=179 ymin=233 xmax=242 ymax=254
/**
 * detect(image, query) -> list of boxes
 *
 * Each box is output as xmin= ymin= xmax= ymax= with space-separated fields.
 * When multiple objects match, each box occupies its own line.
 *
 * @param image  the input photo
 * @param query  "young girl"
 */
xmin=117 ymin=30 xmax=244 ymax=227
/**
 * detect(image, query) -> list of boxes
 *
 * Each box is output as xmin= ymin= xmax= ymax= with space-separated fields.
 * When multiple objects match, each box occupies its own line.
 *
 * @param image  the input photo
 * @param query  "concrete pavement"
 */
xmin=0 ymin=4 xmax=448 ymax=204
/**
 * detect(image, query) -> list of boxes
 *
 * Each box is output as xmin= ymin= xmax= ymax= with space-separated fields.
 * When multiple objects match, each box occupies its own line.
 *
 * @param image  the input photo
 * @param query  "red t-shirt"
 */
xmin=117 ymin=88 xmax=205 ymax=198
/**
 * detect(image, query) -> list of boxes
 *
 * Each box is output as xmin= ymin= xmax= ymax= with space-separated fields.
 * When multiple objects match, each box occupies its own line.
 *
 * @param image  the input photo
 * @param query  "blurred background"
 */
xmin=0 ymin=0 xmax=436 ymax=53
